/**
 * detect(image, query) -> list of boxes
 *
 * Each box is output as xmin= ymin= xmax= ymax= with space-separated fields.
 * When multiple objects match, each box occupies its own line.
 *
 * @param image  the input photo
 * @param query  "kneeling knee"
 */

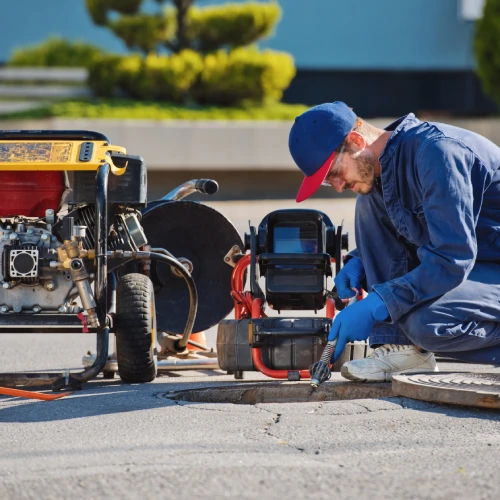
xmin=399 ymin=309 xmax=453 ymax=352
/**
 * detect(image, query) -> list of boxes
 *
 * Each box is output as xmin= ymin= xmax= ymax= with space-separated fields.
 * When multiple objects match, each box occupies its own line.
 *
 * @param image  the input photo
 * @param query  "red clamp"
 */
xmin=77 ymin=312 xmax=89 ymax=333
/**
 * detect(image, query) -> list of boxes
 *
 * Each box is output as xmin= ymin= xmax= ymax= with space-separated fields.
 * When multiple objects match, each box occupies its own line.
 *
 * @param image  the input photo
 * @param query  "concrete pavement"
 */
xmin=0 ymin=199 xmax=500 ymax=500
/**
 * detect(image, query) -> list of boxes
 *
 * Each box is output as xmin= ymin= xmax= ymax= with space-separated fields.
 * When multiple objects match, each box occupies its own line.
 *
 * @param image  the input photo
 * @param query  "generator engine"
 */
xmin=0 ymin=214 xmax=74 ymax=315
xmin=0 ymin=207 xmax=146 ymax=321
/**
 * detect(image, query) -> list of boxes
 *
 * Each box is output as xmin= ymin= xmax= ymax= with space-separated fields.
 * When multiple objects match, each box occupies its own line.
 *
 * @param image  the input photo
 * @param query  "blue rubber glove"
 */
xmin=334 ymin=257 xmax=365 ymax=299
xmin=328 ymin=292 xmax=389 ymax=362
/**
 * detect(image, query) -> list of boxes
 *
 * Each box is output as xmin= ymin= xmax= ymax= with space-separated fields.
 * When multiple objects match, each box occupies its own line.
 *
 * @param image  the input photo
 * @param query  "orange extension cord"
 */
xmin=0 ymin=387 xmax=72 ymax=401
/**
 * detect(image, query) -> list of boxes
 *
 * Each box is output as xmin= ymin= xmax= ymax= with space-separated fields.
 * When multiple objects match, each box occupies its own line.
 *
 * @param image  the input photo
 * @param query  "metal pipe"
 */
xmin=66 ymin=162 xmax=110 ymax=388
xmin=150 ymin=247 xmax=193 ymax=276
xmin=157 ymin=358 xmax=219 ymax=370
xmin=160 ymin=179 xmax=218 ymax=201
xmin=108 ymin=271 xmax=117 ymax=315
xmin=127 ymin=251 xmax=198 ymax=351
xmin=106 ymin=248 xmax=198 ymax=352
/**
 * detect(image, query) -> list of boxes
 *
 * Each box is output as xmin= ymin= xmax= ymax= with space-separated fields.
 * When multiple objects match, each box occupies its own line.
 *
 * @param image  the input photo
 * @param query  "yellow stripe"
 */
xmin=0 ymin=140 xmax=127 ymax=175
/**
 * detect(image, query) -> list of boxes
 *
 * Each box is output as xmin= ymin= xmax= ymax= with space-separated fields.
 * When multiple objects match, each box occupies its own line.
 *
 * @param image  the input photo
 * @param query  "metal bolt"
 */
xmin=41 ymin=233 xmax=49 ymax=241
xmin=0 ymin=306 xmax=8 ymax=313
xmin=27 ymin=228 xmax=34 ymax=235
xmin=117 ymin=225 xmax=124 ymax=232
xmin=13 ymin=305 xmax=22 ymax=313
xmin=2 ymin=282 xmax=10 ymax=289
xmin=32 ymin=306 xmax=41 ymax=313
xmin=59 ymin=306 xmax=66 ymax=313
xmin=45 ymin=280 xmax=55 ymax=291
xmin=9 ymin=233 xmax=18 ymax=240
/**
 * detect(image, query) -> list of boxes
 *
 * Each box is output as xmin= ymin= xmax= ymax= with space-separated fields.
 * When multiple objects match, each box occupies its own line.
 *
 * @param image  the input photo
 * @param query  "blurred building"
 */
xmin=0 ymin=0 xmax=494 ymax=117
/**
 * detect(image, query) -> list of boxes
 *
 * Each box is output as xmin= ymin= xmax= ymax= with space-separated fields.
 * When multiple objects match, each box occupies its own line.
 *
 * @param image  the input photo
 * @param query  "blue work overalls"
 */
xmin=353 ymin=114 xmax=500 ymax=364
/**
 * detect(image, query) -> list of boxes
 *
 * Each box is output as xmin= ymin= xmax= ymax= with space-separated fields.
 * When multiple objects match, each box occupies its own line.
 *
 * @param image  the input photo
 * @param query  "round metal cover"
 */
xmin=141 ymin=200 xmax=243 ymax=334
xmin=392 ymin=372 xmax=500 ymax=409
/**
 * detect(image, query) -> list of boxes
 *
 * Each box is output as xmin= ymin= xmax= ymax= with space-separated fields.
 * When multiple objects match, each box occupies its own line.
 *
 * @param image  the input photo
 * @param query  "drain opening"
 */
xmin=164 ymin=382 xmax=393 ymax=405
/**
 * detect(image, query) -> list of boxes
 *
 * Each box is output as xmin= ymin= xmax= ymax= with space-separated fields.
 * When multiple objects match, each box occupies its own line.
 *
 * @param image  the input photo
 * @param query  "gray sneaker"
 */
xmin=340 ymin=344 xmax=438 ymax=382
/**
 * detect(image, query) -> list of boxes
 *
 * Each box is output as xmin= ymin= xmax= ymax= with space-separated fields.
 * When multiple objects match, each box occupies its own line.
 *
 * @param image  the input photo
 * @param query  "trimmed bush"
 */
xmin=193 ymin=47 xmax=296 ymax=106
xmin=187 ymin=2 xmax=281 ymax=52
xmin=87 ymin=54 xmax=125 ymax=97
xmin=86 ymin=0 xmax=144 ymax=26
xmin=474 ymin=0 xmax=500 ymax=108
xmin=108 ymin=13 xmax=175 ymax=55
xmin=88 ymin=51 xmax=204 ymax=103
xmin=142 ymin=51 xmax=204 ymax=102
xmin=8 ymin=37 xmax=104 ymax=67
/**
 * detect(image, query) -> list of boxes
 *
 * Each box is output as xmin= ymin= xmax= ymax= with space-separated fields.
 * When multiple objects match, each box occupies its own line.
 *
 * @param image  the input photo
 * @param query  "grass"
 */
xmin=0 ymin=99 xmax=310 ymax=121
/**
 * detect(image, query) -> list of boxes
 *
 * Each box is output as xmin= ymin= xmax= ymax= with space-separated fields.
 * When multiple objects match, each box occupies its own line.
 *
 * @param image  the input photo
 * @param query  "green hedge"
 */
xmin=8 ymin=37 xmax=104 ymax=67
xmin=88 ymin=51 xmax=204 ymax=103
xmin=187 ymin=2 xmax=281 ymax=52
xmin=474 ymin=0 xmax=500 ymax=108
xmin=87 ymin=54 xmax=124 ymax=97
xmin=3 ymin=100 xmax=309 ymax=121
xmin=193 ymin=47 xmax=296 ymax=106
xmin=88 ymin=47 xmax=295 ymax=106
xmin=108 ymin=13 xmax=174 ymax=54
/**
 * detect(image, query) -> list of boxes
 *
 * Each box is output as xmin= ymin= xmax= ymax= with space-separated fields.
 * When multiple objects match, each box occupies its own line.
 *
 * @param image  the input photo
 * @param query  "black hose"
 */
xmin=134 ymin=251 xmax=198 ymax=351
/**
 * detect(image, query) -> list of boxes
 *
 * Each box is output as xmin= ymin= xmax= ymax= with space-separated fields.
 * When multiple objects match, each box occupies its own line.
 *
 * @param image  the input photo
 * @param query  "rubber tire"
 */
xmin=115 ymin=273 xmax=157 ymax=383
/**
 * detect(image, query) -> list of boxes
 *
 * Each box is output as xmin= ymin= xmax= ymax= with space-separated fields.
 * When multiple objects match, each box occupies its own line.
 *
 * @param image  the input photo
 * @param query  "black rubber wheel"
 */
xmin=115 ymin=273 xmax=157 ymax=383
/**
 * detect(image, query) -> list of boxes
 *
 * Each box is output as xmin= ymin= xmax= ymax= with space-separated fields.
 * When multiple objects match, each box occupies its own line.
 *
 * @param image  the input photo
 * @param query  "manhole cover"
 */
xmin=164 ymin=381 xmax=393 ymax=404
xmin=392 ymin=372 xmax=500 ymax=409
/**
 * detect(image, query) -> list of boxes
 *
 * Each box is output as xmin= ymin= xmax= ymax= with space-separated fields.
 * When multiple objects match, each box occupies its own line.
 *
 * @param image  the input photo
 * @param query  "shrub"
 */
xmin=474 ymin=0 xmax=500 ymax=108
xmin=88 ymin=51 xmax=204 ymax=102
xmin=142 ymin=51 xmax=204 ymax=102
xmin=187 ymin=2 xmax=281 ymax=52
xmin=87 ymin=54 xmax=125 ymax=97
xmin=8 ymin=37 xmax=104 ymax=67
xmin=193 ymin=47 xmax=296 ymax=106
xmin=85 ymin=0 xmax=144 ymax=26
xmin=108 ymin=13 xmax=175 ymax=55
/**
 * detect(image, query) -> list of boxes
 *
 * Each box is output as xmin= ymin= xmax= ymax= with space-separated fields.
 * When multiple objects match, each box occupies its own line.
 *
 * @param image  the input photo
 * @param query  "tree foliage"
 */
xmin=85 ymin=0 xmax=281 ymax=56
xmin=474 ymin=0 xmax=500 ymax=108
xmin=83 ymin=0 xmax=294 ymax=106
xmin=9 ymin=37 xmax=104 ymax=67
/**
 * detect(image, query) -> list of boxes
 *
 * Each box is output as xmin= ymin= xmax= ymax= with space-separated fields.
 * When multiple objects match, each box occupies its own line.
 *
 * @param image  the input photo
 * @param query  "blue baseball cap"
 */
xmin=289 ymin=101 xmax=357 ymax=202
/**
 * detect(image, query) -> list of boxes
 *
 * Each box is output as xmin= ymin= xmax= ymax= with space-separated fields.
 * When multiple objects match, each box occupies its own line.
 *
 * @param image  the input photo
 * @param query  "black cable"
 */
xmin=135 ymin=251 xmax=198 ymax=351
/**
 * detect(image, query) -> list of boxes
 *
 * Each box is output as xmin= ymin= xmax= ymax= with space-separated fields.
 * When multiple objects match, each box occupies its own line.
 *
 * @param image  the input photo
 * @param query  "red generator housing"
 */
xmin=0 ymin=171 xmax=65 ymax=217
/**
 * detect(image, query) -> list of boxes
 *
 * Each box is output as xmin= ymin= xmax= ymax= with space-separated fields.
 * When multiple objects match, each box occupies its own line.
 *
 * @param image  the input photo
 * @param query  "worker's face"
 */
xmin=322 ymin=134 xmax=376 ymax=195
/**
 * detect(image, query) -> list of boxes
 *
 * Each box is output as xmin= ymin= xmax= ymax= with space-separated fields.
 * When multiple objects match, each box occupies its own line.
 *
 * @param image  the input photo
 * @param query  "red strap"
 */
xmin=77 ymin=312 xmax=89 ymax=333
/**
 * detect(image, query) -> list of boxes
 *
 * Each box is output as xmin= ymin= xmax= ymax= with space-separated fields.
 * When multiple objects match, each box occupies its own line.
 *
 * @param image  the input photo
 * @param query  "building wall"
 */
xmin=0 ymin=0 xmax=479 ymax=69
xmin=0 ymin=0 xmax=494 ymax=116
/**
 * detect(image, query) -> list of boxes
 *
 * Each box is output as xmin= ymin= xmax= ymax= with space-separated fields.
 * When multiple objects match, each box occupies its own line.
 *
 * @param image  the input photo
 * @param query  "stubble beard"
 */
xmin=352 ymin=153 xmax=377 ymax=195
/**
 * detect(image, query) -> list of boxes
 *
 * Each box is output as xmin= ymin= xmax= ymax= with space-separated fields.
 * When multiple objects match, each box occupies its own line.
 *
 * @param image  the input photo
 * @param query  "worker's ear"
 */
xmin=346 ymin=131 xmax=366 ymax=151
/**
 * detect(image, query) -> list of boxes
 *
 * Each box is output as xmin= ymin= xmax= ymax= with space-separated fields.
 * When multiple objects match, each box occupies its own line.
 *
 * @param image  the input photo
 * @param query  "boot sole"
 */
xmin=341 ymin=364 xmax=439 ymax=383
xmin=340 ymin=365 xmax=390 ymax=382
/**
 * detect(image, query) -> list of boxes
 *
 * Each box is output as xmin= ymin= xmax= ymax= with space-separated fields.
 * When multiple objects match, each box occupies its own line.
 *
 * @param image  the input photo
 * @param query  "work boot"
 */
xmin=340 ymin=344 xmax=438 ymax=382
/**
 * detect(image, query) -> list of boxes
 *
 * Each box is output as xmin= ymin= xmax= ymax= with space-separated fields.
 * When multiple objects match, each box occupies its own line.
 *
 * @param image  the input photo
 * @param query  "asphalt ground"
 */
xmin=1 ymin=198 xmax=500 ymax=500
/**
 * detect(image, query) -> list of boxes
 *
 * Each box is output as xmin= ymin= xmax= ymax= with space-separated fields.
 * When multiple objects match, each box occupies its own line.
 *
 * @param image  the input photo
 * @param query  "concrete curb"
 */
xmin=0 ymin=117 xmax=499 ymax=171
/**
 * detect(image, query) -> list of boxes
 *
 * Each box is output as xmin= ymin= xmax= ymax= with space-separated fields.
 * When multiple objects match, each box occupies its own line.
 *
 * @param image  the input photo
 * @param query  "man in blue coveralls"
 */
xmin=289 ymin=101 xmax=500 ymax=382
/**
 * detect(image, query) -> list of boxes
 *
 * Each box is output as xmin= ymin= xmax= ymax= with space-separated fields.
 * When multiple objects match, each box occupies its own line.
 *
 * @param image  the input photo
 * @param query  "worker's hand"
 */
xmin=328 ymin=292 xmax=389 ymax=362
xmin=334 ymin=257 xmax=365 ymax=299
